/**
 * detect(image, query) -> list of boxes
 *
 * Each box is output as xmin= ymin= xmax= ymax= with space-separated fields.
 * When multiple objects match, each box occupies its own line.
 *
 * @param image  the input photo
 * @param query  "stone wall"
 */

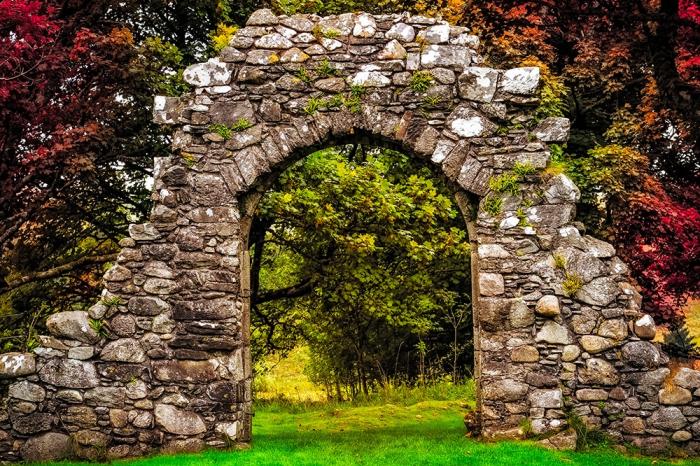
xmin=1 ymin=8 xmax=699 ymax=461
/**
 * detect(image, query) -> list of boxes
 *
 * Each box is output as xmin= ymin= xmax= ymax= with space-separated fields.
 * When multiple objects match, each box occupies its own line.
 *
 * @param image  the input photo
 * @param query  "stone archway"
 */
xmin=1 ymin=8 xmax=699 ymax=462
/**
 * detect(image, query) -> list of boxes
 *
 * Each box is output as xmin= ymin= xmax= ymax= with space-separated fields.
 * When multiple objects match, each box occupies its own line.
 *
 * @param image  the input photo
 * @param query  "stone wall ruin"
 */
xmin=1 ymin=8 xmax=700 ymax=462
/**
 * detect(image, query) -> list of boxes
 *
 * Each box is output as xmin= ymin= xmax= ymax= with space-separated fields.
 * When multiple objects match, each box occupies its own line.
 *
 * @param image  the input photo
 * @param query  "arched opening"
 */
xmin=237 ymin=135 xmax=481 ymax=440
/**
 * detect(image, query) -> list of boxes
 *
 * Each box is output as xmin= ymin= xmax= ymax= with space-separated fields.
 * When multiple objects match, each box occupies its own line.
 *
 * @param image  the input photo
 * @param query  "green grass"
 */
xmin=37 ymin=400 xmax=698 ymax=466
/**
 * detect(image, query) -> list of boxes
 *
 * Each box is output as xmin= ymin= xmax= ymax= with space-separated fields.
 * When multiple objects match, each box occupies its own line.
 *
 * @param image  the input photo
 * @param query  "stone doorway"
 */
xmin=1 ymin=8 xmax=698 ymax=462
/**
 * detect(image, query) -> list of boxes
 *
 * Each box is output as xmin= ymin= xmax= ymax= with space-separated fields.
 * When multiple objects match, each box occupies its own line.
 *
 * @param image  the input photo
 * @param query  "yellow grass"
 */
xmin=685 ymin=300 xmax=700 ymax=347
xmin=254 ymin=346 xmax=328 ymax=402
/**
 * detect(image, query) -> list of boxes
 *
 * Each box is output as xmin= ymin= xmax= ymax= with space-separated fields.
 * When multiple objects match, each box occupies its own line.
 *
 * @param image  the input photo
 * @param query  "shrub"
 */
xmin=663 ymin=325 xmax=699 ymax=358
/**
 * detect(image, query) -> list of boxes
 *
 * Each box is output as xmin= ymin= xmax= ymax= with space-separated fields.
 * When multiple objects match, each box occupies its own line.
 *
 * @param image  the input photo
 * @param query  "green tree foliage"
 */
xmin=251 ymin=148 xmax=473 ymax=397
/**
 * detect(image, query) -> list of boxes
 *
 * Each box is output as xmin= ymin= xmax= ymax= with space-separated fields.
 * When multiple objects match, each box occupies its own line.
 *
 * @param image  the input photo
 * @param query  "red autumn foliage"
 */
xmin=616 ymin=179 xmax=700 ymax=323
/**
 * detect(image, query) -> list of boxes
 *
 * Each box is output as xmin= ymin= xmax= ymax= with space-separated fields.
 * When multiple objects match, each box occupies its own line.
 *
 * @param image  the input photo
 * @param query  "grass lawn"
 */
xmin=36 ymin=400 xmax=700 ymax=466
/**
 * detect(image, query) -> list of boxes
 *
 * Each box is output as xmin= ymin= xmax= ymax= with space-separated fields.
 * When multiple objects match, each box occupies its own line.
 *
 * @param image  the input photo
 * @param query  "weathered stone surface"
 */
xmin=9 ymin=381 xmax=45 ymax=402
xmin=673 ymin=430 xmax=692 ymax=442
xmin=479 ymin=272 xmax=504 ymax=296
xmin=155 ymin=404 xmax=207 ymax=435
xmin=482 ymin=379 xmax=529 ymax=402
xmin=129 ymin=223 xmax=161 ymax=241
xmin=576 ymin=389 xmax=609 ymax=401
xmin=353 ymin=13 xmax=376 ymax=37
xmin=500 ymin=67 xmax=540 ymax=94
xmin=543 ymin=174 xmax=580 ymax=204
xmin=172 ymin=298 xmax=239 ymax=320
xmin=579 ymin=335 xmax=616 ymax=354
xmin=85 ymin=387 xmax=127 ymax=407
xmin=598 ymin=318 xmax=627 ymax=340
xmin=183 ymin=58 xmax=231 ymax=87
xmin=511 ymin=345 xmax=539 ymax=362
xmin=62 ymin=406 xmax=97 ymax=427
xmin=634 ymin=314 xmax=657 ymax=340
xmin=509 ymin=300 xmax=535 ymax=328
xmin=20 ymin=433 xmax=71 ymax=462
xmin=649 ymin=407 xmax=687 ymax=430
xmin=12 ymin=413 xmax=54 ymax=434
xmin=46 ymin=311 xmax=99 ymax=344
xmin=39 ymin=359 xmax=98 ymax=388
xmin=418 ymin=24 xmax=450 ymax=44
xmin=659 ymin=386 xmax=692 ymax=405
xmin=533 ymin=117 xmax=570 ymax=143
xmin=315 ymin=77 xmax=346 ymax=92
xmin=529 ymin=389 xmax=563 ymax=408
xmin=561 ymin=345 xmax=580 ymax=362
xmin=623 ymin=417 xmax=646 ymax=434
xmin=246 ymin=8 xmax=277 ymax=26
xmin=100 ymin=338 xmax=146 ymax=363
xmin=128 ymin=296 xmax=170 ymax=316
xmin=578 ymin=358 xmax=619 ymax=386
xmin=386 ymin=23 xmax=415 ymax=42
xmin=673 ymin=368 xmax=700 ymax=389
xmin=535 ymin=295 xmax=560 ymax=317
xmin=0 ymin=352 xmax=36 ymax=378
xmin=143 ymin=277 xmax=178 ymax=294
xmin=458 ymin=67 xmax=498 ymax=102
xmin=255 ymin=33 xmax=293 ymax=49
xmin=110 ymin=314 xmax=136 ymax=337
xmin=535 ymin=321 xmax=571 ymax=345
xmin=621 ymin=341 xmax=661 ymax=370
xmin=347 ymin=70 xmax=391 ymax=87
xmin=575 ymin=277 xmax=619 ymax=306
xmin=153 ymin=360 xmax=217 ymax=383
xmin=377 ymin=40 xmax=407 ymax=60
xmin=447 ymin=105 xmax=496 ymax=138
xmin=538 ymin=429 xmax=577 ymax=451
xmin=478 ymin=244 xmax=510 ymax=259
xmin=571 ymin=308 xmax=598 ymax=334
xmin=581 ymin=236 xmax=616 ymax=258
xmin=420 ymin=45 xmax=470 ymax=68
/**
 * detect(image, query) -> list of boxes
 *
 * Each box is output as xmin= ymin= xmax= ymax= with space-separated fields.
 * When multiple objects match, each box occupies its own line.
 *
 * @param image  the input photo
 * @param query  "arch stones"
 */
xmin=1 ymin=8 xmax=699 ymax=461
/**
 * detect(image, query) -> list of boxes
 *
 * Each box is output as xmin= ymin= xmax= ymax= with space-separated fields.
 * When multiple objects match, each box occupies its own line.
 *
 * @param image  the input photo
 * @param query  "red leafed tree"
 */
xmin=0 ymin=0 xmax=145 ymax=329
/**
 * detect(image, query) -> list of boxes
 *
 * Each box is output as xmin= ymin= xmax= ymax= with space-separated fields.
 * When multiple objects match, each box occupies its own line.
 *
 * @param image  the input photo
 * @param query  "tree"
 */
xmin=251 ymin=148 xmax=473 ymax=395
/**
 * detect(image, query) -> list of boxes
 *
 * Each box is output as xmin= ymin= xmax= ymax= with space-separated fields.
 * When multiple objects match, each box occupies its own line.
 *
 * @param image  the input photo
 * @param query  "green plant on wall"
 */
xmin=231 ymin=118 xmax=253 ymax=132
xmin=482 ymin=195 xmax=502 ymax=216
xmin=562 ymin=273 xmax=583 ymax=296
xmin=209 ymin=123 xmax=233 ymax=140
xmin=409 ymin=70 xmax=434 ymax=93
xmin=296 ymin=66 xmax=314 ymax=84
xmin=304 ymin=96 xmax=324 ymax=115
xmin=315 ymin=58 xmax=338 ymax=77
xmin=488 ymin=172 xmax=521 ymax=196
